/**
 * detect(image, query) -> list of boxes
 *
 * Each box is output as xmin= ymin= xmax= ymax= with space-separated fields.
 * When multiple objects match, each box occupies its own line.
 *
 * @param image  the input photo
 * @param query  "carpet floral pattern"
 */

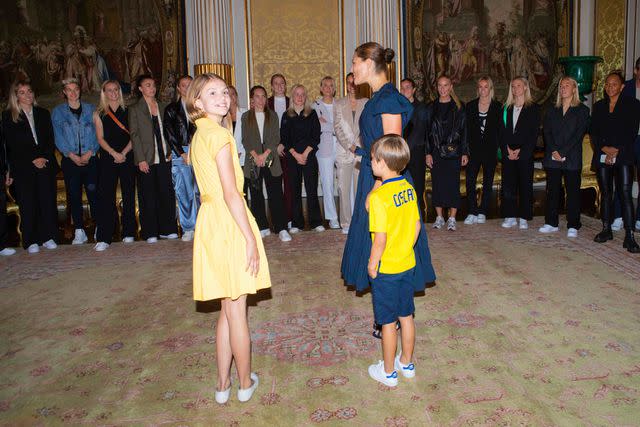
xmin=1 ymin=216 xmax=639 ymax=425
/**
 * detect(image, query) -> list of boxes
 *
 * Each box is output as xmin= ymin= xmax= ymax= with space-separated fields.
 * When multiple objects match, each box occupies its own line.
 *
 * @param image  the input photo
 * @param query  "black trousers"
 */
xmin=137 ymin=161 xmax=177 ymax=239
xmin=501 ymin=158 xmax=533 ymax=220
xmin=61 ymin=156 xmax=98 ymax=229
xmin=248 ymin=168 xmax=286 ymax=233
xmin=288 ymin=154 xmax=322 ymax=229
xmin=597 ymin=163 xmax=636 ymax=230
xmin=96 ymin=156 xmax=137 ymax=243
xmin=544 ymin=168 xmax=581 ymax=229
xmin=13 ymin=164 xmax=58 ymax=248
xmin=0 ymin=181 xmax=7 ymax=250
xmin=407 ymin=145 xmax=426 ymax=218
xmin=431 ymin=155 xmax=461 ymax=209
xmin=466 ymin=156 xmax=496 ymax=216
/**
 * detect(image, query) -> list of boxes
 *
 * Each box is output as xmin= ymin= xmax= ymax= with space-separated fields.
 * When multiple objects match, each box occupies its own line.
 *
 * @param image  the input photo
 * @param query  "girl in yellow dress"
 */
xmin=185 ymin=73 xmax=271 ymax=404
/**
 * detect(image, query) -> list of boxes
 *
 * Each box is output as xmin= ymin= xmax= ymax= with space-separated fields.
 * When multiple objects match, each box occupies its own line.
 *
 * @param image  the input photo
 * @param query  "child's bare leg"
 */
xmin=223 ymin=295 xmax=252 ymax=389
xmin=216 ymin=302 xmax=232 ymax=391
xmin=398 ymin=315 xmax=415 ymax=364
xmin=381 ymin=322 xmax=398 ymax=373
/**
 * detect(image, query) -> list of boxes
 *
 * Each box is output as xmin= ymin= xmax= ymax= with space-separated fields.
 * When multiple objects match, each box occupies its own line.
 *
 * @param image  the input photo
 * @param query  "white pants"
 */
xmin=336 ymin=159 xmax=359 ymax=228
xmin=317 ymin=154 xmax=338 ymax=221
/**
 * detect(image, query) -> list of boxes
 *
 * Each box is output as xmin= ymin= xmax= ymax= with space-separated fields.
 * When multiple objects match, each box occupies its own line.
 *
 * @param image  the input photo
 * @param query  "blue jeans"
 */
xmin=172 ymin=147 xmax=199 ymax=232
xmin=613 ymin=135 xmax=640 ymax=222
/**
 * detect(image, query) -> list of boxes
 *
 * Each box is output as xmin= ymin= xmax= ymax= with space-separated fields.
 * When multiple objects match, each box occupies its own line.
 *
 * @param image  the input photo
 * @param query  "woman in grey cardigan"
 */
xmin=241 ymin=85 xmax=291 ymax=242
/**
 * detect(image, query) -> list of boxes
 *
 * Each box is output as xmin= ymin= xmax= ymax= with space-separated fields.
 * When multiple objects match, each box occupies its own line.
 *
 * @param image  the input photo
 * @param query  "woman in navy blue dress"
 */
xmin=341 ymin=42 xmax=436 ymax=297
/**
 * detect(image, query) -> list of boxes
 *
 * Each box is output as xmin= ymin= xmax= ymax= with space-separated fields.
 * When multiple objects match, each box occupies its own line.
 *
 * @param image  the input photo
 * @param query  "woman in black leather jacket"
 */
xmin=426 ymin=75 xmax=468 ymax=231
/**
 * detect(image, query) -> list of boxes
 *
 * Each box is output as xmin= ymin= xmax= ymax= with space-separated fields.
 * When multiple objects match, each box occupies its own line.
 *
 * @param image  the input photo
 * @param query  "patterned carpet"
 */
xmin=1 ymin=216 xmax=639 ymax=426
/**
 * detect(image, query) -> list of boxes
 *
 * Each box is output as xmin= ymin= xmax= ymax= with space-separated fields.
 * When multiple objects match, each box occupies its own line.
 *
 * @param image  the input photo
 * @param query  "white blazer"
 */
xmin=233 ymin=107 xmax=248 ymax=166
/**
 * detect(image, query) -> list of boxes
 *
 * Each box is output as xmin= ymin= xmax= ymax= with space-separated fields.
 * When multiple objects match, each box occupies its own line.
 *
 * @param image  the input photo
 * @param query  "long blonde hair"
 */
xmin=505 ymin=76 xmax=533 ymax=107
xmin=97 ymin=80 xmax=125 ymax=116
xmin=6 ymin=80 xmax=37 ymax=122
xmin=184 ymin=73 xmax=232 ymax=132
xmin=286 ymin=84 xmax=313 ymax=117
xmin=554 ymin=76 xmax=581 ymax=108
xmin=436 ymin=75 xmax=461 ymax=109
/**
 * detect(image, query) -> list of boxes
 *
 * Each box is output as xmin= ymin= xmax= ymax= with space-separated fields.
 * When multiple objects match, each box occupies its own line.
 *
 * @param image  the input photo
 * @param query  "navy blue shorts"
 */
xmin=370 ymin=268 xmax=416 ymax=325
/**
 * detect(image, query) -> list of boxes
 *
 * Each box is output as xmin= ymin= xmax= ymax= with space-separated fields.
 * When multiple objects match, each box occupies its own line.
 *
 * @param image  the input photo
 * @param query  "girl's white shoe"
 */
xmin=215 ymin=380 xmax=231 ymax=404
xmin=237 ymin=372 xmax=259 ymax=402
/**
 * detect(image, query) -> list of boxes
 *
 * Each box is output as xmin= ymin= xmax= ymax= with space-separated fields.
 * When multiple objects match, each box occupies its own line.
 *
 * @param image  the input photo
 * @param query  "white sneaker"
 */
xmin=394 ymin=354 xmax=416 ymax=378
xmin=287 ymin=221 xmax=292 ymax=229
xmin=94 ymin=242 xmax=109 ymax=251
xmin=72 ymin=228 xmax=88 ymax=245
xmin=611 ymin=217 xmax=623 ymax=231
xmin=288 ymin=227 xmax=300 ymax=234
xmin=215 ymin=381 xmax=231 ymax=404
xmin=122 ymin=236 xmax=135 ymax=243
xmin=147 ymin=237 xmax=158 ymax=244
xmin=313 ymin=225 xmax=326 ymax=232
xmin=27 ymin=243 xmax=40 ymax=253
xmin=0 ymin=247 xmax=16 ymax=256
xmin=635 ymin=220 xmax=640 ymax=232
xmin=477 ymin=214 xmax=486 ymax=224
xmin=278 ymin=230 xmax=292 ymax=242
xmin=463 ymin=214 xmax=477 ymax=225
xmin=538 ymin=224 xmax=559 ymax=233
xmin=341 ymin=227 xmax=349 ymax=235
xmin=181 ymin=230 xmax=194 ymax=242
xmin=433 ymin=216 xmax=445 ymax=229
xmin=447 ymin=217 xmax=457 ymax=231
xmin=501 ymin=217 xmax=517 ymax=228
xmin=160 ymin=233 xmax=178 ymax=239
xmin=368 ymin=360 xmax=398 ymax=387
xmin=237 ymin=372 xmax=259 ymax=402
xmin=518 ymin=219 xmax=528 ymax=229
xmin=259 ymin=228 xmax=271 ymax=238
xmin=328 ymin=219 xmax=340 ymax=229
xmin=567 ymin=228 xmax=578 ymax=238
xmin=42 ymin=239 xmax=57 ymax=250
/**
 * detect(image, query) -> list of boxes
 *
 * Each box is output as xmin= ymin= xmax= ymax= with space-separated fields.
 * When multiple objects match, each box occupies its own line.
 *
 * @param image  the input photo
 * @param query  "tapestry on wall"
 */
xmin=406 ymin=0 xmax=568 ymax=103
xmin=0 ymin=0 xmax=185 ymax=107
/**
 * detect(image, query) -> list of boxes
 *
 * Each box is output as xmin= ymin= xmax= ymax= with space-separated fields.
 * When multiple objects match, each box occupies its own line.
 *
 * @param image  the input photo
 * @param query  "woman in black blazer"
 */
xmin=499 ymin=76 xmax=541 ymax=230
xmin=1 ymin=80 xmax=58 ymax=252
xmin=591 ymin=71 xmax=640 ymax=252
xmin=464 ymin=76 xmax=501 ymax=225
xmin=539 ymin=77 xmax=590 ymax=237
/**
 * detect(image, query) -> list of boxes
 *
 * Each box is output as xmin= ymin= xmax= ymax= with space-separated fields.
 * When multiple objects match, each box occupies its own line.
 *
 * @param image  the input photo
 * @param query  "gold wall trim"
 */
xmin=594 ymin=0 xmax=626 ymax=100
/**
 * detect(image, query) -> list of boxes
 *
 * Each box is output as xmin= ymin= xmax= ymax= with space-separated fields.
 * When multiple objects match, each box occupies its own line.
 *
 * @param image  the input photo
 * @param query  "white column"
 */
xmin=185 ymin=0 xmax=232 ymax=75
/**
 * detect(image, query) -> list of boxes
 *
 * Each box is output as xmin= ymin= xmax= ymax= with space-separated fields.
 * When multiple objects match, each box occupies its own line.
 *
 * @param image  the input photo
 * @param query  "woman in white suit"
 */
xmin=333 ymin=73 xmax=367 ymax=234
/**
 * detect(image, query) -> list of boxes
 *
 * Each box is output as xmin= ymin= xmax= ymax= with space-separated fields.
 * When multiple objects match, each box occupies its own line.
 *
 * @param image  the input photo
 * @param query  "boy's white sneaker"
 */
xmin=477 ymin=214 xmax=486 ymax=224
xmin=72 ymin=229 xmax=88 ymax=245
xmin=237 ymin=372 xmax=259 ymax=402
xmin=368 ymin=360 xmax=398 ymax=387
xmin=463 ymin=214 xmax=477 ymax=225
xmin=611 ymin=217 xmax=623 ymax=231
xmin=394 ymin=354 xmax=416 ymax=378
xmin=538 ymin=224 xmax=559 ymax=233
xmin=501 ymin=217 xmax=517 ymax=228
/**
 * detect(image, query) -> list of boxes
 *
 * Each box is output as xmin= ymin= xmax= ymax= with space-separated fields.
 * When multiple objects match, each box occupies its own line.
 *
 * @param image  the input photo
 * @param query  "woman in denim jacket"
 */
xmin=52 ymin=78 xmax=99 ymax=245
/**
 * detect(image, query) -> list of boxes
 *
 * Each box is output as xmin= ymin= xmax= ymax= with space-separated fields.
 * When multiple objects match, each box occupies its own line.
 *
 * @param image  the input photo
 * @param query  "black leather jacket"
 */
xmin=425 ymin=100 xmax=468 ymax=158
xmin=163 ymin=100 xmax=196 ymax=156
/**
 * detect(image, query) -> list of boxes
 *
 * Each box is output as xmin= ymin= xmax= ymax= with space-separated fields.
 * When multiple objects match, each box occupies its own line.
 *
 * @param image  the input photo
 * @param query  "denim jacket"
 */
xmin=52 ymin=102 xmax=99 ymax=157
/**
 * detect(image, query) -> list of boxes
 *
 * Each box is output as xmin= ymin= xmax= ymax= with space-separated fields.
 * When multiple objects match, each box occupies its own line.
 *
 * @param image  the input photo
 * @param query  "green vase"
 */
xmin=558 ymin=56 xmax=603 ymax=100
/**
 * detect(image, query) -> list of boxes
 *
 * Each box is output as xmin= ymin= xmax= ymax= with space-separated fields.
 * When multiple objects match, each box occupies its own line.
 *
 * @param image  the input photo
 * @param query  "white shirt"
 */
xmin=274 ymin=96 xmax=287 ymax=123
xmin=255 ymin=111 xmax=265 ymax=144
xmin=512 ymin=105 xmax=523 ymax=131
xmin=23 ymin=108 xmax=38 ymax=145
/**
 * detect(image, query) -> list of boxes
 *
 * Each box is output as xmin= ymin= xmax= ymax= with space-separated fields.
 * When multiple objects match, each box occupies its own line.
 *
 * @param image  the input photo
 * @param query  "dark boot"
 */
xmin=623 ymin=230 xmax=640 ymax=253
xmin=594 ymin=224 xmax=613 ymax=243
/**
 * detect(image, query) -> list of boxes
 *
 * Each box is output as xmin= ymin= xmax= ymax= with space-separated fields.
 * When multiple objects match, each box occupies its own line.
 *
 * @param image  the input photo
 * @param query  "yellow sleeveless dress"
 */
xmin=191 ymin=117 xmax=271 ymax=301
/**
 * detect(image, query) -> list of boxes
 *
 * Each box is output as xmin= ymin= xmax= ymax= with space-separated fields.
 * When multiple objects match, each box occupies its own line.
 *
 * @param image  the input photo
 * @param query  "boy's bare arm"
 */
xmin=368 ymin=232 xmax=387 ymax=279
xmin=413 ymin=219 xmax=420 ymax=245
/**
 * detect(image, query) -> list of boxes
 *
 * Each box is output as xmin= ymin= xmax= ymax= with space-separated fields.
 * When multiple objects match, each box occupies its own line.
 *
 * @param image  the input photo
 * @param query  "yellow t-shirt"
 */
xmin=369 ymin=176 xmax=420 ymax=274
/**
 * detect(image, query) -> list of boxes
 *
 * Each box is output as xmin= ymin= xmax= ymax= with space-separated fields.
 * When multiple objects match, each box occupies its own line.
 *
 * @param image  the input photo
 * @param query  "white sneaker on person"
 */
xmin=538 ymin=224 xmax=559 ymax=233
xmin=72 ymin=229 xmax=88 ymax=245
xmin=447 ymin=217 xmax=457 ymax=231
xmin=42 ymin=239 xmax=57 ymax=250
xmin=288 ymin=227 xmax=300 ymax=234
xmin=313 ymin=225 xmax=326 ymax=232
xmin=0 ymin=247 xmax=16 ymax=256
xmin=122 ymin=236 xmax=135 ymax=243
xmin=287 ymin=221 xmax=292 ymax=229
xmin=464 ymin=214 xmax=477 ymax=225
xmin=433 ymin=216 xmax=445 ymax=229
xmin=259 ymin=229 xmax=271 ymax=238
xmin=329 ymin=219 xmax=340 ymax=229
xmin=501 ymin=217 xmax=517 ymax=228
xmin=94 ymin=242 xmax=109 ymax=252
xmin=394 ymin=353 xmax=416 ymax=378
xmin=635 ymin=220 xmax=640 ymax=232
xmin=611 ymin=217 xmax=623 ymax=231
xmin=27 ymin=243 xmax=40 ymax=254
xmin=518 ymin=219 xmax=528 ymax=229
xmin=147 ymin=237 xmax=158 ymax=244
xmin=368 ymin=360 xmax=398 ymax=387
xmin=237 ymin=372 xmax=259 ymax=402
xmin=181 ymin=230 xmax=194 ymax=242
xmin=278 ymin=230 xmax=292 ymax=242
xmin=341 ymin=227 xmax=350 ymax=235
xmin=477 ymin=214 xmax=486 ymax=224
xmin=567 ymin=228 xmax=578 ymax=238
xmin=215 ymin=380 xmax=231 ymax=404
xmin=160 ymin=233 xmax=178 ymax=239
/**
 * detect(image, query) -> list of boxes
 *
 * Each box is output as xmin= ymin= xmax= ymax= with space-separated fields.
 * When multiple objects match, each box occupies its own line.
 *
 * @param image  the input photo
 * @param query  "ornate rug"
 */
xmin=1 ymin=216 xmax=639 ymax=425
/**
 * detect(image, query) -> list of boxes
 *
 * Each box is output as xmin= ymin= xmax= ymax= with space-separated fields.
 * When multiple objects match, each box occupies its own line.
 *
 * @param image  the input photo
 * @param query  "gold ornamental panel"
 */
xmin=194 ymin=64 xmax=235 ymax=87
xmin=594 ymin=0 xmax=626 ymax=100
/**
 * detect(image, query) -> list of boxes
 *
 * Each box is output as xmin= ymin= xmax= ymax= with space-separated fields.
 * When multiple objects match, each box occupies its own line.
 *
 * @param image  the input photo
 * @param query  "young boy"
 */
xmin=367 ymin=134 xmax=421 ymax=387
